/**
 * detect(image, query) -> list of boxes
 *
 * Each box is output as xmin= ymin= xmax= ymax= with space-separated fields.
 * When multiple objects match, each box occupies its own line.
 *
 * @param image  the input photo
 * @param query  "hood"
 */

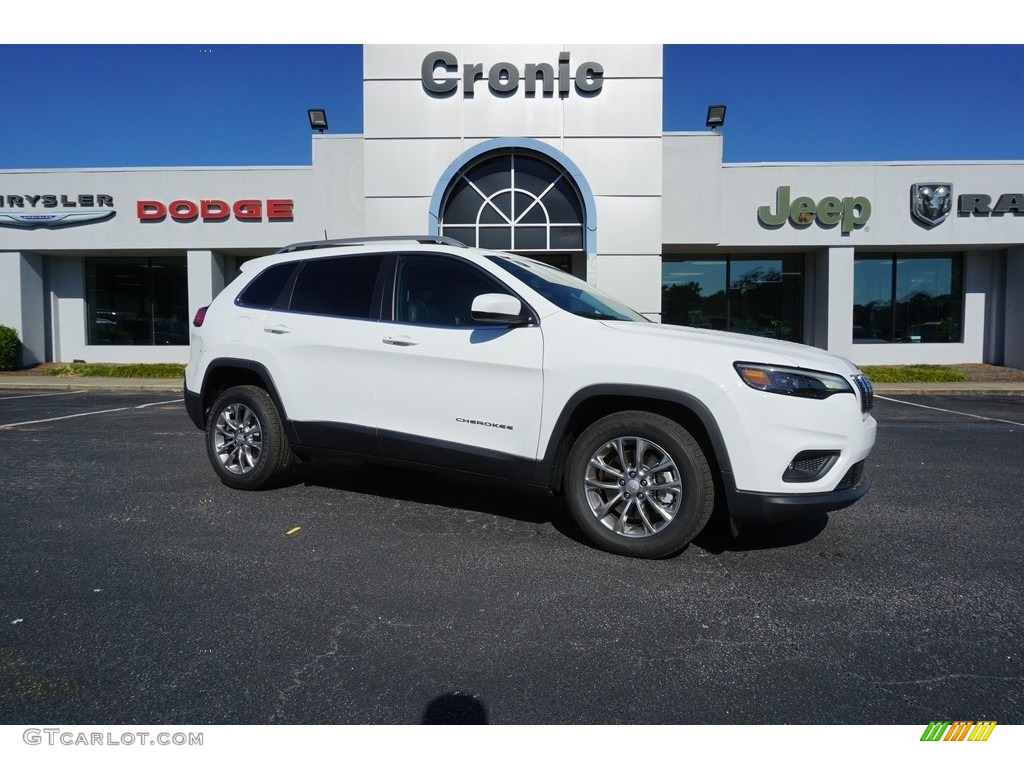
xmin=599 ymin=320 xmax=862 ymax=376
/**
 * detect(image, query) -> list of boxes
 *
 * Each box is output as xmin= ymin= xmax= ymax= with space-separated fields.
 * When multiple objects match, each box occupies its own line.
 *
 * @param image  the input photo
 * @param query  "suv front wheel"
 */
xmin=206 ymin=385 xmax=294 ymax=490
xmin=565 ymin=411 xmax=714 ymax=558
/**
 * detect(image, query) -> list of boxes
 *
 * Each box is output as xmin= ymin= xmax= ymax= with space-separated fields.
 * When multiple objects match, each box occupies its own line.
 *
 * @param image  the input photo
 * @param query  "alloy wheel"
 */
xmin=583 ymin=436 xmax=683 ymax=537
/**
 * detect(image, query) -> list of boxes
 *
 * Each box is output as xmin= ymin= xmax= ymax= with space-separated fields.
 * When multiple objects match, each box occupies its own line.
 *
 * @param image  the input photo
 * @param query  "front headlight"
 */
xmin=734 ymin=362 xmax=854 ymax=400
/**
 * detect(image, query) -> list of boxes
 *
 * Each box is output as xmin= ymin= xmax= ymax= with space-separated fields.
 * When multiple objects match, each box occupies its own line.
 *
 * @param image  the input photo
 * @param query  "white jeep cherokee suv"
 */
xmin=185 ymin=236 xmax=876 ymax=558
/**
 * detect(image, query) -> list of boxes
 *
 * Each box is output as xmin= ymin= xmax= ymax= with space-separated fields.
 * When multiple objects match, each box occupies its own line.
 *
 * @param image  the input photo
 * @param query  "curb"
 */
xmin=872 ymin=382 xmax=1024 ymax=395
xmin=0 ymin=377 xmax=183 ymax=392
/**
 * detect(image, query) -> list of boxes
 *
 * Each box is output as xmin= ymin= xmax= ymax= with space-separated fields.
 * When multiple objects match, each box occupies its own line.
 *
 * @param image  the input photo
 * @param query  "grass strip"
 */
xmin=46 ymin=363 xmax=185 ymax=379
xmin=859 ymin=365 xmax=968 ymax=383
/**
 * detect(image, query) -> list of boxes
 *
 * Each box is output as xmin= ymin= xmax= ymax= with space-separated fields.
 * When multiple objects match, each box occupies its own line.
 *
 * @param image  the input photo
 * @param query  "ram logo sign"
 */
xmin=911 ymin=183 xmax=953 ymax=226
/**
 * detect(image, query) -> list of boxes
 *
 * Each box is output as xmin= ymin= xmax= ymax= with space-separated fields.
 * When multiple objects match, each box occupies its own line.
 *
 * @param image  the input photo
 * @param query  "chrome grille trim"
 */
xmin=853 ymin=374 xmax=874 ymax=414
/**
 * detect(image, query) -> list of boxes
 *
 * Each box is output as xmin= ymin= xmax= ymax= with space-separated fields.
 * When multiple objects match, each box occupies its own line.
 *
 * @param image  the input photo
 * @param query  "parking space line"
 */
xmin=0 ymin=398 xmax=184 ymax=429
xmin=136 ymin=398 xmax=184 ymax=409
xmin=0 ymin=390 xmax=88 ymax=400
xmin=876 ymin=395 xmax=1024 ymax=427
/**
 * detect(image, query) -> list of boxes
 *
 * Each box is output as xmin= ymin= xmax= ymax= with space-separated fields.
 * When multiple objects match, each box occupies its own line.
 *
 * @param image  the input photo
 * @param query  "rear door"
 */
xmin=251 ymin=253 xmax=384 ymax=453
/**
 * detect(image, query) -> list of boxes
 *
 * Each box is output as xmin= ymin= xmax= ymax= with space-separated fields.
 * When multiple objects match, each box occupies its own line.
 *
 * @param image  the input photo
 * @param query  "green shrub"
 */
xmin=0 ymin=325 xmax=22 ymax=371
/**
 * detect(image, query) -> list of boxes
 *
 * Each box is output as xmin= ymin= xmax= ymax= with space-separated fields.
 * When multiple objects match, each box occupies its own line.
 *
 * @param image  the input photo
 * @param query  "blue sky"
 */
xmin=2 ymin=8 xmax=1020 ymax=169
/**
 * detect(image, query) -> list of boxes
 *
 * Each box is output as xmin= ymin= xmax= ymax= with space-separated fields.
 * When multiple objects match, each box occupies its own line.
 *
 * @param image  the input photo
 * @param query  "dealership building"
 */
xmin=2 ymin=44 xmax=1022 ymax=369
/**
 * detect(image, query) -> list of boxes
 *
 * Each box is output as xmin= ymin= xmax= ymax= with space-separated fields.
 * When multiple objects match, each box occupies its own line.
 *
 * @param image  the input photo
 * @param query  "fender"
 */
xmin=195 ymin=358 xmax=293 ymax=438
xmin=536 ymin=383 xmax=735 ymax=488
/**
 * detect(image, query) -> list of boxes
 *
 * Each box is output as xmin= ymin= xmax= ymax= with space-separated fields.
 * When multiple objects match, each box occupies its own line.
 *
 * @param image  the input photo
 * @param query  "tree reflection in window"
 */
xmin=661 ymin=255 xmax=804 ymax=342
xmin=853 ymin=254 xmax=963 ymax=343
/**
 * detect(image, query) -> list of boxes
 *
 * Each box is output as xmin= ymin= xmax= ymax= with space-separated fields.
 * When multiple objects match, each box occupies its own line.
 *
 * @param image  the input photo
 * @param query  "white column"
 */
xmin=1005 ymin=246 xmax=1024 ymax=369
xmin=824 ymin=246 xmax=855 ymax=359
xmin=0 ymin=250 xmax=45 ymax=366
xmin=186 ymin=250 xmax=227 ymax=324
xmin=591 ymin=197 xmax=663 ymax=319
xmin=810 ymin=248 xmax=828 ymax=349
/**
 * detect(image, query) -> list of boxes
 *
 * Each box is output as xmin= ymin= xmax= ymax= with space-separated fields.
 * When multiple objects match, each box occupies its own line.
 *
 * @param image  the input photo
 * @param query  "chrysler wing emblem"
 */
xmin=911 ymin=183 xmax=953 ymax=227
xmin=0 ymin=209 xmax=115 ymax=229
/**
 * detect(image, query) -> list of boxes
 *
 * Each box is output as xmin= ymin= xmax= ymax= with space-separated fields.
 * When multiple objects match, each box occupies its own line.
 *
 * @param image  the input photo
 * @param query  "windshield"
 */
xmin=487 ymin=255 xmax=648 ymax=322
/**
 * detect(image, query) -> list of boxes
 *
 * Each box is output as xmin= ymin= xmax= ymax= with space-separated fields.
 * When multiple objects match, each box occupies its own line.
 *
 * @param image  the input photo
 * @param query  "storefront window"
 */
xmin=440 ymin=150 xmax=584 ymax=257
xmin=853 ymin=254 xmax=963 ymax=343
xmin=86 ymin=257 xmax=189 ymax=345
xmin=662 ymin=254 xmax=804 ymax=342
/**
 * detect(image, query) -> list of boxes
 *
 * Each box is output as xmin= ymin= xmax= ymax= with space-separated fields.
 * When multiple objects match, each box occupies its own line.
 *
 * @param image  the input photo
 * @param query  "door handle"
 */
xmin=263 ymin=324 xmax=292 ymax=334
xmin=382 ymin=335 xmax=418 ymax=347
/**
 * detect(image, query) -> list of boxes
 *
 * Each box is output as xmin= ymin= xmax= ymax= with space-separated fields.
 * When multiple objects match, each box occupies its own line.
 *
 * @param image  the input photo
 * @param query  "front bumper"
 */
xmin=725 ymin=473 xmax=872 ymax=523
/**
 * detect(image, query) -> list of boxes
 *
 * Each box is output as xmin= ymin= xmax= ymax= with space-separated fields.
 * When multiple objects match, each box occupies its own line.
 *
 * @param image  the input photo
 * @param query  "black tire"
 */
xmin=564 ymin=411 xmax=714 ymax=558
xmin=205 ymin=385 xmax=294 ymax=490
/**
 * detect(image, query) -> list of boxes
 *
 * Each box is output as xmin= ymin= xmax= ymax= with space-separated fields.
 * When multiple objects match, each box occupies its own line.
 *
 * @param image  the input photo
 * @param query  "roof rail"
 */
xmin=275 ymin=235 xmax=467 ymax=254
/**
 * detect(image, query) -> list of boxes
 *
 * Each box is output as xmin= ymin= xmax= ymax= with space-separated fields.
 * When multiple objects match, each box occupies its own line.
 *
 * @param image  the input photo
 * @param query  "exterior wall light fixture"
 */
xmin=308 ymin=108 xmax=328 ymax=133
xmin=706 ymin=104 xmax=726 ymax=131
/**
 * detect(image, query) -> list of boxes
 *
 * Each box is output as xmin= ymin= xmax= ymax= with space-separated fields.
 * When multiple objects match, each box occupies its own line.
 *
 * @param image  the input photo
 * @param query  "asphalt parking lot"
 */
xmin=0 ymin=389 xmax=1021 ymax=725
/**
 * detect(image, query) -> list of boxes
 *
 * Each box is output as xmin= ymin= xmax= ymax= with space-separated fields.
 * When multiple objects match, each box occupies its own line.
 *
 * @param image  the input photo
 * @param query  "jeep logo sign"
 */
xmin=421 ymin=51 xmax=603 ymax=97
xmin=758 ymin=186 xmax=871 ymax=234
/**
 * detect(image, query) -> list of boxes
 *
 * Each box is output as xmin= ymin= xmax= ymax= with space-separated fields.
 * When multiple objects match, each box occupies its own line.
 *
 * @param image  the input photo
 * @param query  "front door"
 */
xmin=373 ymin=253 xmax=545 ymax=479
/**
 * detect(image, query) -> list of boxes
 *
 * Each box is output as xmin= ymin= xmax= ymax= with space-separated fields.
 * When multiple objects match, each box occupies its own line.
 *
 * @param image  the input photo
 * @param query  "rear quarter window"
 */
xmin=235 ymin=262 xmax=299 ymax=309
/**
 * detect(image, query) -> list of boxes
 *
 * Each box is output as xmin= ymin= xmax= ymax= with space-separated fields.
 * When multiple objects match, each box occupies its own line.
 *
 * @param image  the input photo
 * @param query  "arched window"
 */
xmin=439 ymin=151 xmax=585 ymax=264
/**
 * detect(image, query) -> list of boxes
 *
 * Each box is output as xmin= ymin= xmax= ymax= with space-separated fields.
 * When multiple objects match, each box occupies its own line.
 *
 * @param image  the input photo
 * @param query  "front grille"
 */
xmin=835 ymin=460 xmax=865 ymax=491
xmin=853 ymin=374 xmax=874 ymax=414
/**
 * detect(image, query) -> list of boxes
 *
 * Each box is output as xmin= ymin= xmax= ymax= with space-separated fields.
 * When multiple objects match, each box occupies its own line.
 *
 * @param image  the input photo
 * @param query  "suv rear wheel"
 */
xmin=206 ymin=385 xmax=293 ymax=490
xmin=565 ymin=411 xmax=714 ymax=558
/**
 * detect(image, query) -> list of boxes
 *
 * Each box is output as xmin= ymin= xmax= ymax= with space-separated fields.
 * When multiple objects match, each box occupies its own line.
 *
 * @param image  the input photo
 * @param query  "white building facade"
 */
xmin=2 ymin=44 xmax=1022 ymax=369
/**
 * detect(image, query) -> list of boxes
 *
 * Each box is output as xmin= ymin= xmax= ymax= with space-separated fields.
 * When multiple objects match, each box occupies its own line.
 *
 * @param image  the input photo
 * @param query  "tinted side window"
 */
xmin=236 ymin=262 xmax=298 ymax=308
xmin=395 ymin=255 xmax=509 ymax=327
xmin=290 ymin=254 xmax=383 ymax=319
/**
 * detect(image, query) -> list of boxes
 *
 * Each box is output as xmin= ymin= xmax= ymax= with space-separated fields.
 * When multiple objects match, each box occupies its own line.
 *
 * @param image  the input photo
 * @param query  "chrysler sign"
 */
xmin=0 ymin=193 xmax=115 ymax=229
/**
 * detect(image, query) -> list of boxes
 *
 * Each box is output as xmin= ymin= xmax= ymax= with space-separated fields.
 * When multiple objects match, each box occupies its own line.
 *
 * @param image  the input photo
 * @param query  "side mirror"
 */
xmin=471 ymin=293 xmax=529 ymax=325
